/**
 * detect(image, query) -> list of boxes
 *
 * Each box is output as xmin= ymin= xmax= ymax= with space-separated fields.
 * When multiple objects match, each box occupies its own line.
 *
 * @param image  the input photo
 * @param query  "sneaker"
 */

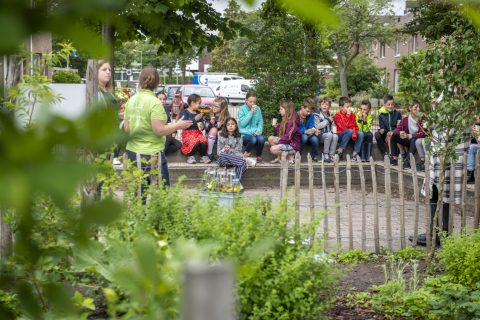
xmin=256 ymin=156 xmax=263 ymax=162
xmin=200 ymin=156 xmax=211 ymax=164
xmin=324 ymin=154 xmax=333 ymax=163
xmin=467 ymin=170 xmax=475 ymax=184
xmin=336 ymin=149 xmax=344 ymax=161
xmin=187 ymin=156 xmax=196 ymax=164
xmin=351 ymin=153 xmax=359 ymax=162
xmin=112 ymin=157 xmax=121 ymax=165
xmin=390 ymin=157 xmax=398 ymax=166
xmin=416 ymin=160 xmax=425 ymax=172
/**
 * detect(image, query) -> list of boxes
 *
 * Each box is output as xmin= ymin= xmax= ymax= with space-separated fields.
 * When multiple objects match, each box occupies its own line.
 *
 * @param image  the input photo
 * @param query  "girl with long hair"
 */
xmin=268 ymin=100 xmax=301 ymax=164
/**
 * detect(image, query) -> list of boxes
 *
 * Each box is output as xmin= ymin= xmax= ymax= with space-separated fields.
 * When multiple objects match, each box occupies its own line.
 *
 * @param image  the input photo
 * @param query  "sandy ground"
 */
xmin=241 ymin=187 xmax=475 ymax=252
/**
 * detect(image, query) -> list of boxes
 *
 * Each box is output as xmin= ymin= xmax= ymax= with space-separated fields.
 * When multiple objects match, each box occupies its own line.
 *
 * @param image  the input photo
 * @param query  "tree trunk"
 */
xmin=181 ymin=62 xmax=186 ymax=85
xmin=168 ymin=67 xmax=173 ymax=84
xmin=1 ymin=55 xmax=22 ymax=259
xmin=339 ymin=64 xmax=349 ymax=97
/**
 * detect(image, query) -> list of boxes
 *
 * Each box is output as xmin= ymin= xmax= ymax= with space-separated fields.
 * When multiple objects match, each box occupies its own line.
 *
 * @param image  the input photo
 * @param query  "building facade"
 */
xmin=370 ymin=13 xmax=427 ymax=93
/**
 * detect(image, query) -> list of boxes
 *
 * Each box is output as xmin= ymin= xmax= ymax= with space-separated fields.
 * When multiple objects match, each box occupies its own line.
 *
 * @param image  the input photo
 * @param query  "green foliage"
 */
xmin=52 ymin=70 xmax=81 ymax=83
xmin=329 ymin=54 xmax=385 ymax=97
xmin=330 ymin=249 xmax=374 ymax=265
xmin=438 ymin=230 xmax=480 ymax=288
xmin=391 ymin=246 xmax=425 ymax=261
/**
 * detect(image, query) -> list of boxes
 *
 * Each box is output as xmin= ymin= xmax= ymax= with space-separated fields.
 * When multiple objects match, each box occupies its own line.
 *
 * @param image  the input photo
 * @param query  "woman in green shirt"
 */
xmin=124 ymin=66 xmax=192 ymax=203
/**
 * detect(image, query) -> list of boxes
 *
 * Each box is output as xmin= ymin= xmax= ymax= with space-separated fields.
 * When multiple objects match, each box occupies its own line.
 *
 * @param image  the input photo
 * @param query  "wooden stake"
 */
xmin=334 ymin=156 xmax=341 ymax=248
xmin=424 ymin=154 xmax=432 ymax=250
xmin=410 ymin=154 xmax=420 ymax=247
xmin=294 ymin=152 xmax=301 ymax=228
xmin=461 ymin=151 xmax=468 ymax=232
xmin=358 ymin=159 xmax=367 ymax=251
xmin=280 ymin=152 xmax=288 ymax=200
xmin=346 ymin=154 xmax=353 ymax=249
xmin=384 ymin=154 xmax=393 ymax=252
xmin=308 ymin=153 xmax=315 ymax=243
xmin=448 ymin=158 xmax=455 ymax=234
xmin=321 ymin=157 xmax=328 ymax=249
xmin=398 ymin=154 xmax=405 ymax=249
xmin=370 ymin=157 xmax=380 ymax=253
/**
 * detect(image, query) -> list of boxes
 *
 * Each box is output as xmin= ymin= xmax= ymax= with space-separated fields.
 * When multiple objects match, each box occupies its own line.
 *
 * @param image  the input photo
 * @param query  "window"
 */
xmin=380 ymin=42 xmax=386 ymax=58
xmin=241 ymin=84 xmax=250 ymax=92
xmin=395 ymin=39 xmax=400 ymax=57
xmin=413 ymin=34 xmax=419 ymax=53
xmin=394 ymin=69 xmax=400 ymax=93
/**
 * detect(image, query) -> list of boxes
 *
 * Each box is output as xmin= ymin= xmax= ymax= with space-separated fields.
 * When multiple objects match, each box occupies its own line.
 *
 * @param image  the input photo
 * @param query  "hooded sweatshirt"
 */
xmin=378 ymin=106 xmax=402 ymax=132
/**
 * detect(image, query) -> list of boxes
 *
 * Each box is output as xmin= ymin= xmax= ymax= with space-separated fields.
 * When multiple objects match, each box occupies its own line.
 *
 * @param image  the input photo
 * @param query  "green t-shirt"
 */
xmin=125 ymin=89 xmax=167 ymax=155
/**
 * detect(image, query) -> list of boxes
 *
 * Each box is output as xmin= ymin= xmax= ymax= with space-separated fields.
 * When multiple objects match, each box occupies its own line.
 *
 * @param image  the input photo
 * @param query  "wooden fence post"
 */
xmin=346 ymin=155 xmax=353 ymax=250
xmin=280 ymin=152 xmax=288 ymax=200
xmin=294 ymin=152 xmax=301 ymax=229
xmin=358 ymin=160 xmax=367 ymax=251
xmin=334 ymin=156 xmax=341 ymax=248
xmin=398 ymin=154 xmax=406 ymax=249
xmin=370 ymin=157 xmax=380 ymax=253
xmin=475 ymin=152 xmax=480 ymax=228
xmin=410 ymin=155 xmax=420 ymax=247
xmin=384 ymin=155 xmax=393 ymax=252
xmin=424 ymin=154 xmax=432 ymax=250
xmin=321 ymin=158 xmax=328 ymax=249
xmin=184 ymin=264 xmax=235 ymax=320
xmin=461 ymin=151 xmax=468 ymax=232
xmin=448 ymin=158 xmax=455 ymax=234
xmin=308 ymin=154 xmax=315 ymax=243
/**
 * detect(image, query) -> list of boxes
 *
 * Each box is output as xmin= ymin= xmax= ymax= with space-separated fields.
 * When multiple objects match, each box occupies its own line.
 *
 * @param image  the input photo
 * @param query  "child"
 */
xmin=298 ymin=97 xmax=320 ymax=161
xmin=180 ymin=94 xmax=210 ymax=164
xmin=268 ymin=100 xmax=301 ymax=164
xmin=375 ymin=94 xmax=402 ymax=159
xmin=356 ymin=100 xmax=373 ymax=162
xmin=333 ymin=96 xmax=364 ymax=161
xmin=467 ymin=115 xmax=480 ymax=183
xmin=206 ymin=96 xmax=230 ymax=160
xmin=217 ymin=117 xmax=247 ymax=179
xmin=238 ymin=91 xmax=265 ymax=162
xmin=313 ymin=97 xmax=338 ymax=163
xmin=391 ymin=100 xmax=427 ymax=169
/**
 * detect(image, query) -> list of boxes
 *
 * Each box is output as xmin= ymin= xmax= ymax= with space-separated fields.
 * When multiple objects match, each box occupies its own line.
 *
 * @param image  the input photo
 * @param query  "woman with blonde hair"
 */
xmin=123 ymin=66 xmax=192 ymax=202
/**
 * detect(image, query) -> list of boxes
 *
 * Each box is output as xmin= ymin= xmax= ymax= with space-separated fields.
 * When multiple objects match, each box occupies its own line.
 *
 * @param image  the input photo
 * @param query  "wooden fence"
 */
xmin=279 ymin=152 xmax=480 ymax=253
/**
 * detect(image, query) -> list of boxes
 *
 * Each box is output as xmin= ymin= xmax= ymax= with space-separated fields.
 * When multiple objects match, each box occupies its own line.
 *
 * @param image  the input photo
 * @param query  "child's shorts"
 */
xmin=278 ymin=144 xmax=294 ymax=152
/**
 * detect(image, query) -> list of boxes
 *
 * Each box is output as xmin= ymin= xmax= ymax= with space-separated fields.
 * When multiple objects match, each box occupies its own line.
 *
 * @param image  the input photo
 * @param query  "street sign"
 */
xmin=126 ymin=69 xmax=132 ymax=76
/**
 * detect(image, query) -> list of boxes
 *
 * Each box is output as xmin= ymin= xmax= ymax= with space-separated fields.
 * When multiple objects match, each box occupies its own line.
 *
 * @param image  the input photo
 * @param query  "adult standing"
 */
xmin=124 ymin=66 xmax=192 ymax=202
xmin=238 ymin=91 xmax=265 ymax=162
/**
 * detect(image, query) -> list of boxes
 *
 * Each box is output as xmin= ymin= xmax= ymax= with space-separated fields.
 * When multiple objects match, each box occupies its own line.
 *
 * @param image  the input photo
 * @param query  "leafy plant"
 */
xmin=391 ymin=246 xmax=425 ymax=261
xmin=52 ymin=70 xmax=81 ymax=83
xmin=330 ymin=249 xmax=375 ymax=265
xmin=438 ymin=230 xmax=480 ymax=288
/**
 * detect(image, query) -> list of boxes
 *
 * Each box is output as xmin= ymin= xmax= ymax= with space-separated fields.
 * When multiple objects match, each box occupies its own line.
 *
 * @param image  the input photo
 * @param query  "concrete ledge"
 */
xmin=167 ymin=141 xmax=386 ymax=163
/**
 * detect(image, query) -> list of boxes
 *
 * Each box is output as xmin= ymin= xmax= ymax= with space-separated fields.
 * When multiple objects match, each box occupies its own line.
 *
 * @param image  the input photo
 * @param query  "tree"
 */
xmin=242 ymin=0 xmax=329 ymax=133
xmin=329 ymin=54 xmax=384 ymax=98
xmin=404 ymin=0 xmax=473 ymax=42
xmin=398 ymin=24 xmax=480 ymax=254
xmin=326 ymin=0 xmax=396 ymax=97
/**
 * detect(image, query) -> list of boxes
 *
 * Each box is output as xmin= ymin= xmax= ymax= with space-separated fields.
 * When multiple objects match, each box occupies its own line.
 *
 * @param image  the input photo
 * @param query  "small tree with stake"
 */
xmin=398 ymin=24 xmax=480 ymax=256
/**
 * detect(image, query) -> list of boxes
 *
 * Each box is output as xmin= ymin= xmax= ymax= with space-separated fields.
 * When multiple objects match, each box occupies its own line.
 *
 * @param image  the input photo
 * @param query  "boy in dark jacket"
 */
xmin=374 ymin=95 xmax=402 ymax=161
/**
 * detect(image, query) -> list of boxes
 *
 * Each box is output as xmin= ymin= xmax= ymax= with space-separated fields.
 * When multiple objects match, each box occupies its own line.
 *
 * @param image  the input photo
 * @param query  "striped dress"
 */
xmin=217 ymin=134 xmax=247 ymax=179
xmin=424 ymin=130 xmax=470 ymax=204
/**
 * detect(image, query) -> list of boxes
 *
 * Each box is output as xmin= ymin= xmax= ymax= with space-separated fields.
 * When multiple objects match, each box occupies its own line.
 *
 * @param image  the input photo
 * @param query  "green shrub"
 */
xmin=330 ymin=249 xmax=374 ymax=265
xmin=52 ymin=70 xmax=81 ymax=83
xmin=438 ymin=230 xmax=480 ymax=288
xmin=391 ymin=246 xmax=425 ymax=261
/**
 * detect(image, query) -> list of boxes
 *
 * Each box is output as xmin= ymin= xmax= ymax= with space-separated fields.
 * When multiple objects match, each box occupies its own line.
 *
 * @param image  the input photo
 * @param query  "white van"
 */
xmin=215 ymin=79 xmax=256 ymax=105
xmin=192 ymin=73 xmax=244 ymax=90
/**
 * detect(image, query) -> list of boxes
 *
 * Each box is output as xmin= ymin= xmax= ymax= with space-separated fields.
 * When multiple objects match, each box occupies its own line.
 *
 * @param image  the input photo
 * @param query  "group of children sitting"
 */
xmin=157 ymin=89 xmax=479 ymax=183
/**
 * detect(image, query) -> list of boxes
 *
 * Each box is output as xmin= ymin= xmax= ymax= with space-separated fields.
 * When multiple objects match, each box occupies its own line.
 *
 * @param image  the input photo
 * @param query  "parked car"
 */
xmin=215 ymin=79 xmax=256 ymax=105
xmin=172 ymin=85 xmax=217 ymax=117
xmin=163 ymin=84 xmax=182 ymax=118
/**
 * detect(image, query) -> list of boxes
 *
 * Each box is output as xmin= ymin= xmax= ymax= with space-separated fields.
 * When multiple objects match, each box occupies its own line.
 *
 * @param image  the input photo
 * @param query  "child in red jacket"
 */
xmin=333 ymin=96 xmax=364 ymax=161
